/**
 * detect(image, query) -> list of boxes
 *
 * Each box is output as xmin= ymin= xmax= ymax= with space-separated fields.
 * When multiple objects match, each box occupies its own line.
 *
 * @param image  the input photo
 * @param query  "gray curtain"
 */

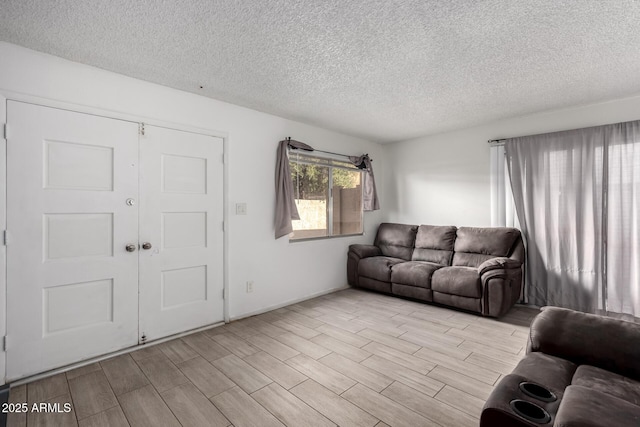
xmin=349 ymin=154 xmax=380 ymax=211
xmin=506 ymin=120 xmax=640 ymax=316
xmin=274 ymin=139 xmax=313 ymax=239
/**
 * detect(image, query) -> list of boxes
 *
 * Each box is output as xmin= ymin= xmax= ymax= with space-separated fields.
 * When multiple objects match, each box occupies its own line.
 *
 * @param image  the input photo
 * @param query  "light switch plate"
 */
xmin=236 ymin=203 xmax=247 ymax=215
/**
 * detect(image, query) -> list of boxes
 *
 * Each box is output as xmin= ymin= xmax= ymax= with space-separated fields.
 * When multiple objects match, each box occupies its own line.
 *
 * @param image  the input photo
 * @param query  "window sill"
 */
xmin=290 ymin=232 xmax=364 ymax=243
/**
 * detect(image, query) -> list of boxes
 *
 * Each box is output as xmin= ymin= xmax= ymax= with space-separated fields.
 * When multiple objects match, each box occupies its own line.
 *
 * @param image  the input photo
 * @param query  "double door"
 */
xmin=6 ymin=101 xmax=224 ymax=381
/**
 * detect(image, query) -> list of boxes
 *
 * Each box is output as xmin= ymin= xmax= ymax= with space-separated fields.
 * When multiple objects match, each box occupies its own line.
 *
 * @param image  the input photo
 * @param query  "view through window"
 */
xmin=289 ymin=152 xmax=363 ymax=240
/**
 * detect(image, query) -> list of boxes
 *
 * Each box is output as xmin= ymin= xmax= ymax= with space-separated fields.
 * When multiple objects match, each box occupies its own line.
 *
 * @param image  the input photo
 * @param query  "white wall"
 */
xmin=0 ymin=41 xmax=385 ymax=331
xmin=384 ymin=94 xmax=640 ymax=226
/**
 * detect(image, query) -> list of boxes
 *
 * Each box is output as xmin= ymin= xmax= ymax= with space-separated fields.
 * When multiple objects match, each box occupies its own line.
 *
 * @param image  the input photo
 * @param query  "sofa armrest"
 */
xmin=528 ymin=306 xmax=640 ymax=381
xmin=478 ymin=257 xmax=521 ymax=276
xmin=349 ymin=244 xmax=381 ymax=259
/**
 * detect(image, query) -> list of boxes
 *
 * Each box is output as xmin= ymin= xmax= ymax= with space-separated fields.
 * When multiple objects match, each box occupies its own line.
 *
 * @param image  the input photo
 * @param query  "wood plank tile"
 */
xmin=272 ymin=319 xmax=321 ymax=339
xmin=182 ymin=332 xmax=232 ymax=362
xmin=7 ymin=384 xmax=27 ymax=427
xmin=310 ymin=334 xmax=372 ymax=363
xmin=381 ymin=381 xmax=477 ymax=427
xmin=435 ymin=385 xmax=485 ymax=418
xmin=392 ymin=314 xmax=451 ymax=333
xmin=245 ymin=333 xmax=299 ymax=361
xmin=161 ymin=382 xmax=230 ymax=427
xmin=361 ymin=341 xmax=435 ymax=375
xmin=79 ymin=406 xmax=130 ymax=427
xmin=399 ymin=331 xmax=471 ymax=360
xmin=318 ymin=353 xmax=393 ymax=392
xmin=465 ymin=352 xmax=518 ymax=376
xmin=408 ymin=310 xmax=471 ymax=329
xmin=414 ymin=347 xmax=500 ymax=385
xmin=65 ymin=363 xmax=102 ymax=381
xmin=361 ymin=355 xmax=443 ymax=397
xmin=252 ymin=383 xmax=335 ymax=427
xmin=101 ymin=354 xmax=149 ymax=396
xmin=457 ymin=340 xmax=524 ymax=365
xmin=278 ymin=311 xmax=325 ymax=328
xmin=158 ymin=339 xmax=199 ymax=364
xmin=273 ymin=332 xmax=331 ymax=360
xmin=350 ymin=318 xmax=406 ymax=337
xmin=211 ymin=354 xmax=272 ymax=393
xmin=211 ymin=386 xmax=284 ymax=427
xmin=375 ymin=423 xmax=391 ymax=427
xmin=287 ymin=304 xmax=326 ymax=319
xmin=445 ymin=328 xmax=524 ymax=353
xmin=290 ymin=380 xmax=378 ymax=427
xmin=68 ymin=370 xmax=118 ymax=420
xmin=27 ymin=393 xmax=77 ymax=427
xmin=209 ymin=332 xmax=260 ymax=358
xmin=27 ymin=373 xmax=69 ymax=404
xmin=342 ymin=383 xmax=434 ymax=427
xmin=129 ymin=345 xmax=163 ymax=362
xmin=136 ymin=354 xmax=189 ymax=393
xmin=398 ymin=324 xmax=464 ymax=347
xmin=118 ymin=385 xmax=180 ymax=427
xmin=285 ymin=354 xmax=356 ymax=395
xmin=316 ymin=314 xmax=365 ymax=333
xmin=241 ymin=319 xmax=288 ymax=338
xmin=225 ymin=321 xmax=260 ymax=339
xmin=315 ymin=324 xmax=371 ymax=348
xmin=426 ymin=365 xmax=494 ymax=400
xmin=177 ymin=357 xmax=235 ymax=398
xmin=243 ymin=351 xmax=307 ymax=390
xmin=357 ymin=329 xmax=420 ymax=354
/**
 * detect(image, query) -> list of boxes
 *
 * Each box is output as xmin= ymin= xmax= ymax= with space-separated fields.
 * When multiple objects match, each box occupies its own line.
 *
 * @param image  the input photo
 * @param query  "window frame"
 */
xmin=288 ymin=151 xmax=365 ymax=242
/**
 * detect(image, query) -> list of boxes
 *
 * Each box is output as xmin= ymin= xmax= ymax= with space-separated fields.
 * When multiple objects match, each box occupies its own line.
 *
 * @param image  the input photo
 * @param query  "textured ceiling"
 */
xmin=1 ymin=1 xmax=640 ymax=143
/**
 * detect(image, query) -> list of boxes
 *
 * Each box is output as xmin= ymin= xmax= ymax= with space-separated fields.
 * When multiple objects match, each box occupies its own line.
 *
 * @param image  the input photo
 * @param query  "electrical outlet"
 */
xmin=246 ymin=281 xmax=254 ymax=293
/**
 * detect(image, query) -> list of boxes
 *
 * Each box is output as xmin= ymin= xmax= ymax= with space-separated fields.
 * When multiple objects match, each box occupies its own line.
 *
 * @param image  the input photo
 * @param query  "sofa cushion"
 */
xmin=411 ymin=225 xmax=457 ymax=265
xmin=572 ymin=365 xmax=640 ymax=406
xmin=452 ymin=227 xmax=520 ymax=267
xmin=358 ymin=256 xmax=405 ymax=282
xmin=374 ymin=223 xmax=418 ymax=260
xmin=431 ymin=266 xmax=481 ymax=297
xmin=555 ymin=385 xmax=640 ymax=427
xmin=390 ymin=261 xmax=442 ymax=288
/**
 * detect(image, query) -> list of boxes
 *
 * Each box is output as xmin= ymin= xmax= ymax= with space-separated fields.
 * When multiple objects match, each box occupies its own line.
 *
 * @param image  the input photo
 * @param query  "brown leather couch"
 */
xmin=481 ymin=307 xmax=640 ymax=427
xmin=347 ymin=223 xmax=524 ymax=317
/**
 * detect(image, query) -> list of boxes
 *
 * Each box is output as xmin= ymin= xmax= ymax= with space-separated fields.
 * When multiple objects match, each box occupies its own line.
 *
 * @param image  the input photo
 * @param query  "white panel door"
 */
xmin=6 ymin=101 xmax=140 ymax=381
xmin=139 ymin=125 xmax=224 ymax=341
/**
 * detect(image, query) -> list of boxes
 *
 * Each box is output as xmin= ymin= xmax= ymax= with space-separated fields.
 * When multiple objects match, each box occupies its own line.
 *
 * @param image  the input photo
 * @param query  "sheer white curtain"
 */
xmin=504 ymin=121 xmax=640 ymax=317
xmin=490 ymin=144 xmax=518 ymax=228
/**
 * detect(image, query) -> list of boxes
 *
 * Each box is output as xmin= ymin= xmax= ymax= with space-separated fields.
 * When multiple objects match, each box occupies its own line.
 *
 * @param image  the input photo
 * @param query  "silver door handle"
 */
xmin=125 ymin=244 xmax=137 ymax=252
xmin=142 ymin=242 xmax=152 ymax=250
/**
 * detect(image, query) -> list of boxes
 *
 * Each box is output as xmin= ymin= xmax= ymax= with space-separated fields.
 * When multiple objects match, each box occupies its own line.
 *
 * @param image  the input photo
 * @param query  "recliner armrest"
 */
xmin=528 ymin=307 xmax=640 ymax=381
xmin=478 ymin=257 xmax=521 ymax=276
xmin=349 ymin=244 xmax=382 ymax=259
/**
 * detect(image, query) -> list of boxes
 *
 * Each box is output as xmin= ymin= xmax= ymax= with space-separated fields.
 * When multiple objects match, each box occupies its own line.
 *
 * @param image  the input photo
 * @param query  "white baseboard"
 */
xmin=230 ymin=285 xmax=350 ymax=322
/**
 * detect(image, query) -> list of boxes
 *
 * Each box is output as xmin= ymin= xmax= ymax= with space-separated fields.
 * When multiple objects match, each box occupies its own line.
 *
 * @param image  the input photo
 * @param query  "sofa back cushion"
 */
xmin=374 ymin=223 xmax=418 ymax=260
xmin=411 ymin=225 xmax=457 ymax=265
xmin=452 ymin=227 xmax=521 ymax=267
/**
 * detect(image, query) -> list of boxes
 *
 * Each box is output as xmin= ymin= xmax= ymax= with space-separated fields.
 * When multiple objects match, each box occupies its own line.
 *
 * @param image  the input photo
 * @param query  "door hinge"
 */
xmin=2 ymin=336 xmax=6 ymax=352
xmin=222 ymin=221 xmax=225 ymax=232
xmin=139 ymin=123 xmax=145 ymax=136
xmin=222 ymin=153 xmax=224 ymax=164
xmin=2 ymin=230 xmax=8 ymax=246
xmin=222 ymin=289 xmax=225 ymax=299
xmin=140 ymin=333 xmax=147 ymax=344
xmin=2 ymin=123 xmax=7 ymax=140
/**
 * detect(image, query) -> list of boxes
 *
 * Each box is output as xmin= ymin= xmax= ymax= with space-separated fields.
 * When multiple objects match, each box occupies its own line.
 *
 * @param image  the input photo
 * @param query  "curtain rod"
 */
xmin=487 ymin=138 xmax=507 ymax=145
xmin=286 ymin=136 xmax=373 ymax=162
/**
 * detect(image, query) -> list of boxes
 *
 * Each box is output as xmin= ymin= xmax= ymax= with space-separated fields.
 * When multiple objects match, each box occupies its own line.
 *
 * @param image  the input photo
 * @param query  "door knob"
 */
xmin=125 ymin=244 xmax=137 ymax=252
xmin=142 ymin=242 xmax=152 ymax=250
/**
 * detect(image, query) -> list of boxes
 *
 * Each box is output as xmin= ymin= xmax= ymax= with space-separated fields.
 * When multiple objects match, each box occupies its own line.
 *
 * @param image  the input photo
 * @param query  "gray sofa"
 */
xmin=347 ymin=223 xmax=524 ymax=317
xmin=481 ymin=307 xmax=640 ymax=427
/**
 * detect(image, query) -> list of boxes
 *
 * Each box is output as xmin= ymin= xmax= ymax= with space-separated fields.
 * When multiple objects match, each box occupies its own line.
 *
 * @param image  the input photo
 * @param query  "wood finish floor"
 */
xmin=6 ymin=288 xmax=539 ymax=427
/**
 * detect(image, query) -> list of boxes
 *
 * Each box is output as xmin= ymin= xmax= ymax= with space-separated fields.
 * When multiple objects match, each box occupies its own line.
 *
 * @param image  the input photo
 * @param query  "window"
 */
xmin=289 ymin=152 xmax=364 ymax=240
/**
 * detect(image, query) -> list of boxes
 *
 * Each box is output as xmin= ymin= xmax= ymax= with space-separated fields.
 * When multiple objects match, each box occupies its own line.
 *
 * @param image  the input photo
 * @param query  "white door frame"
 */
xmin=0 ymin=91 xmax=230 ymax=385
